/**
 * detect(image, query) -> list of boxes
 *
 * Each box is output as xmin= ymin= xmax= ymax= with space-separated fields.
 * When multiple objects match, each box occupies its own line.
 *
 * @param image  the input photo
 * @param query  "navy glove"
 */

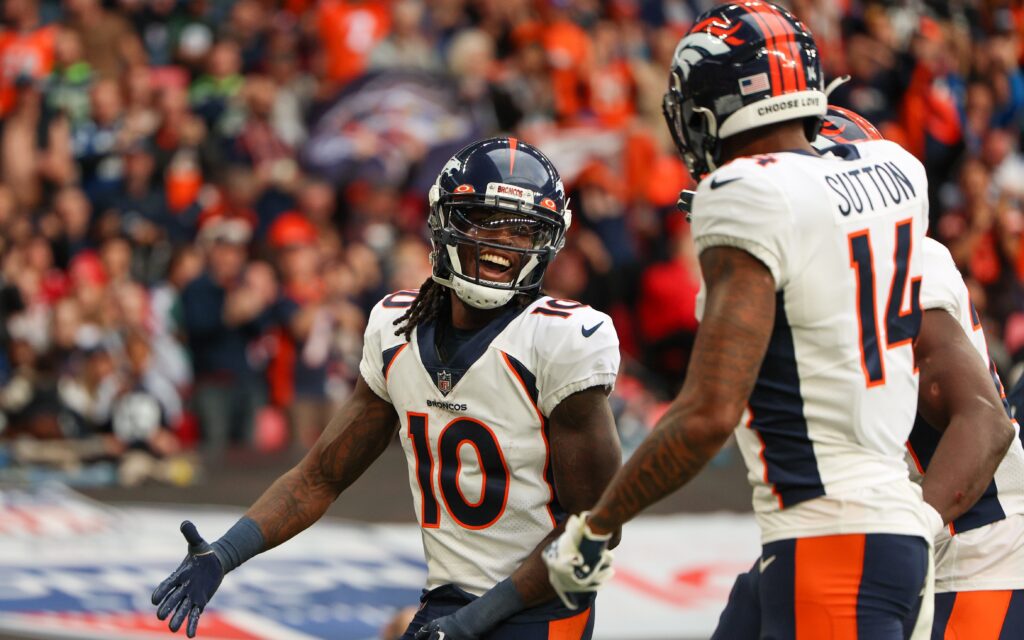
xmin=413 ymin=616 xmax=474 ymax=640
xmin=412 ymin=577 xmax=525 ymax=640
xmin=151 ymin=521 xmax=224 ymax=637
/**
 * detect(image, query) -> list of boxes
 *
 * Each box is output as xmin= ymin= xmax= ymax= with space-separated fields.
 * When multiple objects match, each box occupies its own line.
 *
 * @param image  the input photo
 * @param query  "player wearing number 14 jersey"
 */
xmin=150 ymin=138 xmax=621 ymax=640
xmin=545 ymin=4 xmax=944 ymax=639
xmin=814 ymin=107 xmax=1024 ymax=639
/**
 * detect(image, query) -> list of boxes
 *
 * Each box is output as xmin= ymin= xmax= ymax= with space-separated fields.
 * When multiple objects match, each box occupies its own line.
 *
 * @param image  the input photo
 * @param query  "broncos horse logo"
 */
xmin=819 ymin=119 xmax=851 ymax=144
xmin=672 ymin=18 xmax=746 ymax=81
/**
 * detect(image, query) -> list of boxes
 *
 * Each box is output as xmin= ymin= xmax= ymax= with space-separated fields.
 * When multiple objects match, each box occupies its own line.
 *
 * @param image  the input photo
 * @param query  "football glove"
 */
xmin=412 ymin=577 xmax=522 ymax=640
xmin=151 ymin=521 xmax=224 ymax=637
xmin=413 ymin=616 xmax=473 ymax=640
xmin=542 ymin=512 xmax=614 ymax=609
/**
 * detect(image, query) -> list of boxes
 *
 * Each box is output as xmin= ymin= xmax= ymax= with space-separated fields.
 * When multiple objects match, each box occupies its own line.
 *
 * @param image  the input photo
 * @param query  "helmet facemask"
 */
xmin=429 ymin=187 xmax=566 ymax=310
xmin=663 ymin=66 xmax=723 ymax=179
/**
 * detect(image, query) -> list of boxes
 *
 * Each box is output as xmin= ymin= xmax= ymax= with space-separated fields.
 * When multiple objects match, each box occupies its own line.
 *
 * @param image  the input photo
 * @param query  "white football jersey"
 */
xmin=693 ymin=141 xmax=934 ymax=544
xmin=912 ymin=238 xmax=1024 ymax=591
xmin=359 ymin=291 xmax=619 ymax=595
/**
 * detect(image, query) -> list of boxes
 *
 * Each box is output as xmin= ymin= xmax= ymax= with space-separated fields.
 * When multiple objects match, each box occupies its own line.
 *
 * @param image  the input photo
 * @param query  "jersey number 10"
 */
xmin=848 ymin=218 xmax=922 ymax=387
xmin=407 ymin=413 xmax=510 ymax=530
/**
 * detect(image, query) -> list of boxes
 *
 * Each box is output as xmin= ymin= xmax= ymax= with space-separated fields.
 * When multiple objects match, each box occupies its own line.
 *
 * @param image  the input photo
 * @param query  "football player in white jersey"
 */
xmin=151 ymin=137 xmax=623 ymax=640
xmin=545 ymin=3 xmax=948 ymax=638
xmin=812 ymin=107 xmax=1023 ymax=639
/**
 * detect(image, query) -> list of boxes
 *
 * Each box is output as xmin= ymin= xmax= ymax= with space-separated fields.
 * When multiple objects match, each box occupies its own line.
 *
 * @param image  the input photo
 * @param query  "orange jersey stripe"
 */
xmin=795 ymin=534 xmax=865 ymax=640
xmin=944 ymin=590 xmax=1013 ymax=640
xmin=501 ymin=350 xmax=556 ymax=526
xmin=384 ymin=343 xmax=409 ymax=381
xmin=547 ymin=608 xmax=591 ymax=640
xmin=501 ymin=352 xmax=543 ymax=423
xmin=747 ymin=404 xmax=784 ymax=508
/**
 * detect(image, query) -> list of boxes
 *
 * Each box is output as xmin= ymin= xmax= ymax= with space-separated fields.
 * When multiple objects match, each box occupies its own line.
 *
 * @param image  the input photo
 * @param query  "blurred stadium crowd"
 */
xmin=1 ymin=0 xmax=1023 ymax=487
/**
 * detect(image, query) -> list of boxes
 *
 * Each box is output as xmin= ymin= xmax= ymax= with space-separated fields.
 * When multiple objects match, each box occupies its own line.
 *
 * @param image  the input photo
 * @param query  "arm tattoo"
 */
xmin=245 ymin=379 xmax=399 ymax=549
xmin=589 ymin=247 xmax=776 ymax=534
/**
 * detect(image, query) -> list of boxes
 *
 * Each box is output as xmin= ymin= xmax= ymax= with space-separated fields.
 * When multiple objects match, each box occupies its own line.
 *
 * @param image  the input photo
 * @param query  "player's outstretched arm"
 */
xmin=914 ymin=309 xmax=1015 ymax=524
xmin=415 ymin=387 xmax=621 ymax=638
xmin=543 ymin=246 xmax=775 ymax=600
xmin=151 ymin=376 xmax=398 ymax=636
xmin=243 ymin=375 xmax=399 ymax=547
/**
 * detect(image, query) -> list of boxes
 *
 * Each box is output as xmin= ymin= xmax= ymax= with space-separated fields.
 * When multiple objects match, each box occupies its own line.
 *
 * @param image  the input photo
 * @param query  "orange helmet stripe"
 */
xmin=508 ymin=137 xmax=518 ymax=175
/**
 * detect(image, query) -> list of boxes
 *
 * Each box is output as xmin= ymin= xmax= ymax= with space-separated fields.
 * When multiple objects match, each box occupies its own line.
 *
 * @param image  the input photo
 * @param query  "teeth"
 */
xmin=480 ymin=253 xmax=511 ymax=268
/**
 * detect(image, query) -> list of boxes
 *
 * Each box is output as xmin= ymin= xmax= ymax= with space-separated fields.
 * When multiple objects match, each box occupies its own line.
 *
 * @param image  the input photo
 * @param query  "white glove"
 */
xmin=542 ymin=512 xmax=615 ymax=610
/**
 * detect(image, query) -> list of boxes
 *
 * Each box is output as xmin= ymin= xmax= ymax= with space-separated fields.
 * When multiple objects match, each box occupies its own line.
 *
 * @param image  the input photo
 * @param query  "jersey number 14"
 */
xmin=848 ymin=218 xmax=922 ymax=387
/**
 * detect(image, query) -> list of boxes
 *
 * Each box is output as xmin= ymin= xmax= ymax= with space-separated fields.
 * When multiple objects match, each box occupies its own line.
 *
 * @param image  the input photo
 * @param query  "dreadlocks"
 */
xmin=393 ymin=277 xmax=448 ymax=340
xmin=392 ymin=276 xmax=541 ymax=341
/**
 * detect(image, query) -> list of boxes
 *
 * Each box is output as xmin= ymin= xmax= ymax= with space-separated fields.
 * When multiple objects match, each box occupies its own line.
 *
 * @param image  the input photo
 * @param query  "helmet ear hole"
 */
xmin=803 ymin=116 xmax=823 ymax=143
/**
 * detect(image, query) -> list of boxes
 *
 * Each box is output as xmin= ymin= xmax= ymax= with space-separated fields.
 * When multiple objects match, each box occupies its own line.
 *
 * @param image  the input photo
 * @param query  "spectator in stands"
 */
xmin=181 ymin=215 xmax=273 ymax=457
xmin=72 ymin=78 xmax=127 ymax=208
xmin=368 ymin=0 xmax=442 ymax=73
xmin=266 ymin=213 xmax=335 ymax=448
xmin=316 ymin=0 xmax=390 ymax=88
xmin=45 ymin=26 xmax=92 ymax=126
xmin=189 ymin=39 xmax=244 ymax=135
xmin=63 ymin=0 xmax=143 ymax=80
xmin=0 ymin=0 xmax=56 ymax=118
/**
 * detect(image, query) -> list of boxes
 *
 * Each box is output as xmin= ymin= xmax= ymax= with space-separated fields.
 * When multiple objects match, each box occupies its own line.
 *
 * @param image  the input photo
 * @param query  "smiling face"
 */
xmin=453 ymin=208 xmax=551 ymax=285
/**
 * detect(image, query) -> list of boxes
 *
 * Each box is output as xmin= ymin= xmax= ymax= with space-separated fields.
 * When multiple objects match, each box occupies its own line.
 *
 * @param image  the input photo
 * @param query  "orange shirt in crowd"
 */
xmin=589 ymin=59 xmax=634 ymax=127
xmin=899 ymin=63 xmax=961 ymax=160
xmin=541 ymin=19 xmax=592 ymax=121
xmin=317 ymin=0 xmax=391 ymax=85
xmin=0 ymin=25 xmax=56 ymax=115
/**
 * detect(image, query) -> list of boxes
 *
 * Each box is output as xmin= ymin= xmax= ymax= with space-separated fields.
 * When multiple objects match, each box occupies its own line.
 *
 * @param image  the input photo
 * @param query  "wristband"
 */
xmin=211 ymin=517 xmax=265 ymax=573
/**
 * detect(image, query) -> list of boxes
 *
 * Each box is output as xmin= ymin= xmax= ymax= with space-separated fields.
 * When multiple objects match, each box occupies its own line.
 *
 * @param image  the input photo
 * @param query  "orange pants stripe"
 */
xmin=795 ymin=534 xmax=866 ymax=640
xmin=547 ymin=607 xmax=592 ymax=640
xmin=939 ymin=590 xmax=1012 ymax=640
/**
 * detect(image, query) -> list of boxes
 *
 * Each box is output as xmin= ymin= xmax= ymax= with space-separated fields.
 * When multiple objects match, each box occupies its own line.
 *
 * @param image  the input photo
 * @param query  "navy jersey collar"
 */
xmin=415 ymin=302 xmax=528 ymax=395
xmin=818 ymin=143 xmax=862 ymax=160
xmin=781 ymin=148 xmax=821 ymax=158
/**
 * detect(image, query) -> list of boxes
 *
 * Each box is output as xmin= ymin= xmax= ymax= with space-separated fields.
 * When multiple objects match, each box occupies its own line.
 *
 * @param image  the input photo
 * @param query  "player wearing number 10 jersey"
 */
xmin=150 ymin=138 xmax=622 ymax=640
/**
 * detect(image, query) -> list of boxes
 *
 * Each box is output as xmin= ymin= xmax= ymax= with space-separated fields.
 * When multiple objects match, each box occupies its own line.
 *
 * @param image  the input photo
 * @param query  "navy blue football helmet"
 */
xmin=663 ymin=1 xmax=827 ymax=178
xmin=812 ymin=105 xmax=884 ymax=151
xmin=428 ymin=137 xmax=571 ymax=309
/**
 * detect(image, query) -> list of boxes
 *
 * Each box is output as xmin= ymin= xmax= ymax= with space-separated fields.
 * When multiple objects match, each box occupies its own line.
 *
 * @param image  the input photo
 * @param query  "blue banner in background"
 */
xmin=0 ymin=485 xmax=761 ymax=640
xmin=0 ymin=485 xmax=427 ymax=639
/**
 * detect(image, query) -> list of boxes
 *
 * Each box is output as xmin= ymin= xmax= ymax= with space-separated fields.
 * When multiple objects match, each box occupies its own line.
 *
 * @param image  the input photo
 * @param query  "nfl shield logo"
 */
xmin=437 ymin=370 xmax=453 ymax=394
